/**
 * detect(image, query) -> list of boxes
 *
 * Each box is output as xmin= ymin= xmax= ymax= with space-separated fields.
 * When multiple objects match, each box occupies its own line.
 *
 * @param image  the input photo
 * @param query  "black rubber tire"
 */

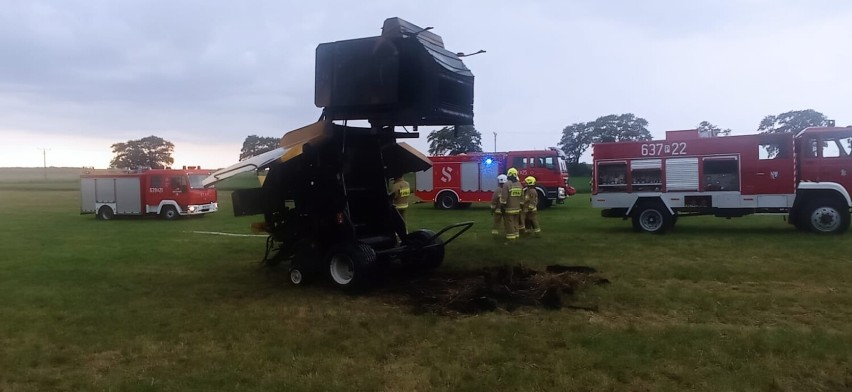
xmin=803 ymin=198 xmax=850 ymax=234
xmin=631 ymin=204 xmax=673 ymax=234
xmin=402 ymin=229 xmax=445 ymax=271
xmin=159 ymin=205 xmax=179 ymax=220
xmin=97 ymin=206 xmax=114 ymax=221
xmin=289 ymin=268 xmax=305 ymax=285
xmin=789 ymin=211 xmax=807 ymax=231
xmin=537 ymin=190 xmax=552 ymax=210
xmin=327 ymin=242 xmax=377 ymax=290
xmin=435 ymin=192 xmax=458 ymax=210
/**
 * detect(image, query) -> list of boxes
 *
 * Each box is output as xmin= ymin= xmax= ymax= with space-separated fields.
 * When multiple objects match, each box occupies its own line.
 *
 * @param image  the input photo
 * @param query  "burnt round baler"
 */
xmin=204 ymin=18 xmax=476 ymax=289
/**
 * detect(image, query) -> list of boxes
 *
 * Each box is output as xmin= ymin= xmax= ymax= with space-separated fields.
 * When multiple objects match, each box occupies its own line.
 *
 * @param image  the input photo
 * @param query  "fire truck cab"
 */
xmin=592 ymin=127 xmax=852 ymax=234
xmin=415 ymin=149 xmax=574 ymax=210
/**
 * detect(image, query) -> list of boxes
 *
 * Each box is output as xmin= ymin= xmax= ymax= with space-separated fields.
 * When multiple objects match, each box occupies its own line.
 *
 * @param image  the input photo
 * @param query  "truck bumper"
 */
xmin=185 ymin=202 xmax=218 ymax=215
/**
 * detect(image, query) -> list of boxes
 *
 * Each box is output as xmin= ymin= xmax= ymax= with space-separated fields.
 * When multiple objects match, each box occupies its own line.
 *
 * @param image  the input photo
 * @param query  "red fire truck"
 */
xmin=592 ymin=126 xmax=852 ymax=234
xmin=80 ymin=167 xmax=218 ymax=220
xmin=415 ymin=148 xmax=575 ymax=209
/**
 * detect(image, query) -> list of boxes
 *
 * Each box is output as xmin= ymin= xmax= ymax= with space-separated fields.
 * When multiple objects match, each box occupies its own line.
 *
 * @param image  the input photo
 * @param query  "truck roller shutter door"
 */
xmin=96 ymin=178 xmax=116 ymax=203
xmin=631 ymin=159 xmax=661 ymax=170
xmin=115 ymin=178 xmax=142 ymax=214
xmin=416 ymin=168 xmax=433 ymax=191
xmin=461 ymin=163 xmax=479 ymax=191
xmin=666 ymin=158 xmax=699 ymax=191
xmin=479 ymin=160 xmax=500 ymax=191
xmin=80 ymin=178 xmax=96 ymax=213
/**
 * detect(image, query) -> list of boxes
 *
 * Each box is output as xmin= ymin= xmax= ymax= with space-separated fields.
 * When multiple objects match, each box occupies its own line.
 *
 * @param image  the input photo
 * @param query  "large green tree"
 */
xmin=427 ymin=125 xmax=483 ymax=155
xmin=758 ymin=109 xmax=829 ymax=135
xmin=758 ymin=109 xmax=830 ymax=157
xmin=110 ymin=136 xmax=174 ymax=169
xmin=558 ymin=122 xmax=594 ymax=164
xmin=559 ymin=114 xmax=652 ymax=163
xmin=697 ymin=121 xmax=731 ymax=137
xmin=240 ymin=135 xmax=280 ymax=160
xmin=590 ymin=113 xmax=653 ymax=143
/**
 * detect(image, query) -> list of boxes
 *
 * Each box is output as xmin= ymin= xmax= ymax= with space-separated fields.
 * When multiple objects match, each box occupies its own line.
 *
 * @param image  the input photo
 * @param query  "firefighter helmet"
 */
xmin=497 ymin=174 xmax=508 ymax=184
xmin=507 ymin=167 xmax=518 ymax=177
xmin=525 ymin=176 xmax=536 ymax=186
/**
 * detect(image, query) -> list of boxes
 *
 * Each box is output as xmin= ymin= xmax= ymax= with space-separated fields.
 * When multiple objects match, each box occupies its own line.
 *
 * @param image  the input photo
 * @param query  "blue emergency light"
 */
xmin=484 ymin=158 xmax=493 ymax=165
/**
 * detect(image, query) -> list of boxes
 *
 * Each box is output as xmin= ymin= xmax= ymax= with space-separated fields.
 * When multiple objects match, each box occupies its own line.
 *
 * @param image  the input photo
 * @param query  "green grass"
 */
xmin=570 ymin=176 xmax=591 ymax=194
xmin=1 ymin=172 xmax=852 ymax=391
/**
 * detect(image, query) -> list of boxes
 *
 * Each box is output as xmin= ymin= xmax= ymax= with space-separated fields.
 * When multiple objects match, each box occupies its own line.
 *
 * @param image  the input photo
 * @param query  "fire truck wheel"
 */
xmin=402 ymin=229 xmax=445 ymax=270
xmin=159 ymin=206 xmax=179 ymax=220
xmin=435 ymin=192 xmax=458 ymax=210
xmin=537 ymin=191 xmax=552 ymax=210
xmin=97 ymin=206 xmax=114 ymax=221
xmin=327 ymin=243 xmax=377 ymax=290
xmin=804 ymin=199 xmax=850 ymax=234
xmin=632 ymin=204 xmax=673 ymax=234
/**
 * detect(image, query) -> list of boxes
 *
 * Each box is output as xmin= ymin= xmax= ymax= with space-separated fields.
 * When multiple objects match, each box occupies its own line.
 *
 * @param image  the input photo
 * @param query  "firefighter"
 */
xmin=491 ymin=174 xmax=508 ymax=235
xmin=507 ymin=167 xmax=519 ymax=178
xmin=507 ymin=167 xmax=525 ymax=232
xmin=502 ymin=172 xmax=523 ymax=241
xmin=389 ymin=175 xmax=411 ymax=223
xmin=523 ymin=176 xmax=541 ymax=235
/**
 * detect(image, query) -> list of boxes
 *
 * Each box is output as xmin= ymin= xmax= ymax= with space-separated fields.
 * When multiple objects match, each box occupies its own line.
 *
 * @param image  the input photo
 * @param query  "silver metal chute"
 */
xmin=203 ymin=120 xmax=330 ymax=188
xmin=202 ymin=147 xmax=285 ymax=187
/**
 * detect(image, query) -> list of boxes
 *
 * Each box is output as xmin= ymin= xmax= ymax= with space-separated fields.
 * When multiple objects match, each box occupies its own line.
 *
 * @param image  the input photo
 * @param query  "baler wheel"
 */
xmin=402 ymin=229 xmax=446 ymax=271
xmin=327 ymin=243 xmax=377 ymax=290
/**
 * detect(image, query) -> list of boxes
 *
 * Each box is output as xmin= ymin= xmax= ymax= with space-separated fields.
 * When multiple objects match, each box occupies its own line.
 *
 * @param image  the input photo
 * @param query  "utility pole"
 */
xmin=37 ymin=148 xmax=50 ymax=180
xmin=493 ymin=132 xmax=497 ymax=152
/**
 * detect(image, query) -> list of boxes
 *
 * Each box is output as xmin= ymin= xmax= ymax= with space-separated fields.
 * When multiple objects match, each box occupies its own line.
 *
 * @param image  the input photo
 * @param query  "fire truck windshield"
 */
xmin=189 ymin=174 xmax=208 ymax=189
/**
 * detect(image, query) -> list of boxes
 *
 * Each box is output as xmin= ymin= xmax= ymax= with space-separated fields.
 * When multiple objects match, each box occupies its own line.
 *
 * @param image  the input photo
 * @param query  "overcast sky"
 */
xmin=2 ymin=0 xmax=851 ymax=168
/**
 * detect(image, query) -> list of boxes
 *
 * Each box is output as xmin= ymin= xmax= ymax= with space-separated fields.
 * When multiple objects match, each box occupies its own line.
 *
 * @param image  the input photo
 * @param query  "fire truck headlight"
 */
xmin=188 ymin=205 xmax=197 ymax=213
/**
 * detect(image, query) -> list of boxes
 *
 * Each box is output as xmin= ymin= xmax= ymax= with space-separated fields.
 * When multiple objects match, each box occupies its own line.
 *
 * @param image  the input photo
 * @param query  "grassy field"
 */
xmin=1 ymin=169 xmax=851 ymax=391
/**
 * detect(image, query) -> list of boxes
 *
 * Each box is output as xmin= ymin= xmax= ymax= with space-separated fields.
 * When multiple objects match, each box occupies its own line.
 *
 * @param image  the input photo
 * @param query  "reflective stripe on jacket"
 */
xmin=506 ymin=182 xmax=523 ymax=214
xmin=524 ymin=187 xmax=538 ymax=212
xmin=390 ymin=180 xmax=410 ymax=209
xmin=491 ymin=188 xmax=502 ymax=213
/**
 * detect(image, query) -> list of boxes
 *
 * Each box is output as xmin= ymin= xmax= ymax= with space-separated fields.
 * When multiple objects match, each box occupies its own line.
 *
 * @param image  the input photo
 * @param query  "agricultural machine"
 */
xmin=205 ymin=18 xmax=475 ymax=288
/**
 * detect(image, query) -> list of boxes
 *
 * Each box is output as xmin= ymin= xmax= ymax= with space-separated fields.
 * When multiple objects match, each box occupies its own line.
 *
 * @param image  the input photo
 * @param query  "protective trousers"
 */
xmin=525 ymin=210 xmax=540 ymax=233
xmin=504 ymin=212 xmax=519 ymax=240
xmin=492 ymin=211 xmax=503 ymax=235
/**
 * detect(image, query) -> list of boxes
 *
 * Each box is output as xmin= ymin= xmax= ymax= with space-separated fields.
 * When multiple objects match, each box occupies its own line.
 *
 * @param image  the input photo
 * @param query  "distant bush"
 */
xmin=568 ymin=162 xmax=592 ymax=177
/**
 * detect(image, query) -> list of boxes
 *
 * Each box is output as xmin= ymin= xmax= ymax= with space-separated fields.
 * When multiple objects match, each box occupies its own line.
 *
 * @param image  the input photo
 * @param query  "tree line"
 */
xmin=107 ymin=109 xmax=833 ymax=170
xmin=106 ymin=134 xmax=281 ymax=170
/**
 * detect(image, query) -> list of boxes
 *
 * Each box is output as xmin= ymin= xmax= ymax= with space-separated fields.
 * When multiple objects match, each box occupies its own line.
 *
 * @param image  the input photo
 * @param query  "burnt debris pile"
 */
xmin=381 ymin=265 xmax=609 ymax=315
